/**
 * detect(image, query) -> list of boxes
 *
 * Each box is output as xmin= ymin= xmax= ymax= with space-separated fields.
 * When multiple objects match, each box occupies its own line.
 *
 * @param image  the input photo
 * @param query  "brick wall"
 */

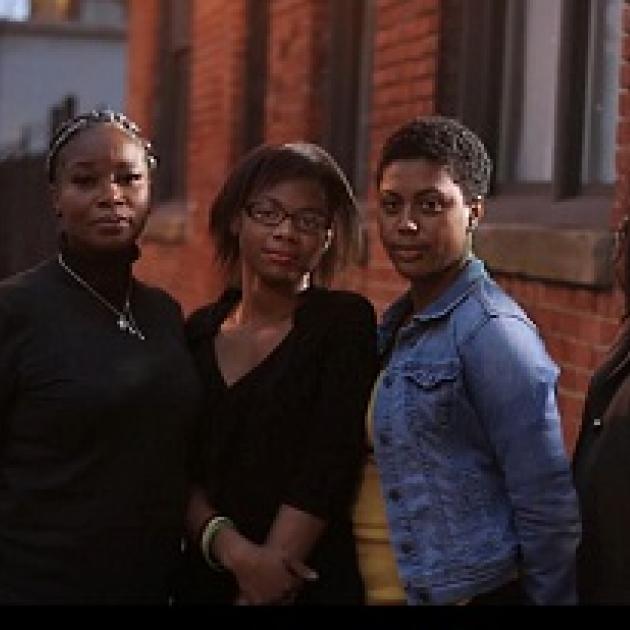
xmin=128 ymin=0 xmax=248 ymax=313
xmin=486 ymin=0 xmax=630 ymax=452
xmin=265 ymin=0 xmax=328 ymax=143
xmin=494 ymin=276 xmax=621 ymax=451
xmin=341 ymin=0 xmax=440 ymax=310
xmin=125 ymin=0 xmax=159 ymax=134
xmin=125 ymin=0 xmax=629 ymax=453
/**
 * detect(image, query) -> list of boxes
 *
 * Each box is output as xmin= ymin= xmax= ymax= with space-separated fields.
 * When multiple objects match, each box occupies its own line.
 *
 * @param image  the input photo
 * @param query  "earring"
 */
xmin=323 ymin=230 xmax=333 ymax=251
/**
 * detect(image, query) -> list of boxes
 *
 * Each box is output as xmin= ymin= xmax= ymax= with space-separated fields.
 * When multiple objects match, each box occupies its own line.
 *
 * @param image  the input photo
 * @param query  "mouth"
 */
xmin=92 ymin=215 xmax=132 ymax=227
xmin=263 ymin=250 xmax=299 ymax=265
xmin=390 ymin=247 xmax=425 ymax=262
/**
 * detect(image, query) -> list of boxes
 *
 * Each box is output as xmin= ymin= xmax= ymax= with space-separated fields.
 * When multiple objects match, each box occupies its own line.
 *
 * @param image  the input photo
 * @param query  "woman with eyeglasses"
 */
xmin=573 ymin=214 xmax=630 ymax=603
xmin=354 ymin=117 xmax=580 ymax=605
xmin=176 ymin=143 xmax=377 ymax=605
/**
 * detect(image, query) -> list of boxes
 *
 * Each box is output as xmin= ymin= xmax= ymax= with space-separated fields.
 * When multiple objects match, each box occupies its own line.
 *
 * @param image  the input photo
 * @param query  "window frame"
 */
xmin=437 ymin=0 xmax=618 ymax=287
xmin=152 ymin=0 xmax=190 ymax=204
xmin=322 ymin=0 xmax=374 ymax=198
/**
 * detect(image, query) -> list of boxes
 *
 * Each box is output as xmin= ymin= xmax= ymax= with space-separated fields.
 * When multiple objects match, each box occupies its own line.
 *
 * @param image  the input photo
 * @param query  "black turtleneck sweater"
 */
xmin=0 ymin=253 xmax=202 ymax=604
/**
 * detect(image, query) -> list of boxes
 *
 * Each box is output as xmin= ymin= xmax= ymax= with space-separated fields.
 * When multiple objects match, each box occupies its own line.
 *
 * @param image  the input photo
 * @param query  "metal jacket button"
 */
xmin=388 ymin=489 xmax=401 ymax=501
xmin=400 ymin=542 xmax=413 ymax=554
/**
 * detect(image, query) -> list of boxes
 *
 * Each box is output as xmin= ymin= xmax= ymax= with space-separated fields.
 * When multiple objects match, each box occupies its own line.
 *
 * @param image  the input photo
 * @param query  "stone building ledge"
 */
xmin=475 ymin=223 xmax=614 ymax=288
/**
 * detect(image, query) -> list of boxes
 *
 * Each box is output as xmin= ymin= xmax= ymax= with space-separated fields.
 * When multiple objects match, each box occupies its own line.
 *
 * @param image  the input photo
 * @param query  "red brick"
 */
xmin=557 ymin=393 xmax=585 ymax=456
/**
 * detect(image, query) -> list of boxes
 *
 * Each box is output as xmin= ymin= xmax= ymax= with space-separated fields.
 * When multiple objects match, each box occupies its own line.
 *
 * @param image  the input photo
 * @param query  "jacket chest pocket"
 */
xmin=402 ymin=361 xmax=460 ymax=437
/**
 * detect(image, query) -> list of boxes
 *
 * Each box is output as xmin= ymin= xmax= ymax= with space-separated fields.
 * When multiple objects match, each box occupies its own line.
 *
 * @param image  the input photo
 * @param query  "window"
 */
xmin=437 ymin=0 xmax=622 ymax=286
xmin=582 ymin=0 xmax=621 ymax=185
xmin=240 ymin=0 xmax=268 ymax=155
xmin=498 ymin=0 xmax=562 ymax=184
xmin=0 ymin=0 xmax=29 ymax=21
xmin=439 ymin=0 xmax=621 ymax=205
xmin=152 ymin=0 xmax=190 ymax=203
xmin=30 ymin=0 xmax=79 ymax=21
xmin=323 ymin=0 xmax=374 ymax=198
xmin=143 ymin=0 xmax=190 ymax=245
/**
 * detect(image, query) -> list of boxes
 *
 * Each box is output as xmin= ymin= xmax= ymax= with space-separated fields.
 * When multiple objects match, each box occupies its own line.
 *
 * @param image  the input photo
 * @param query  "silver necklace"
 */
xmin=57 ymin=253 xmax=146 ymax=341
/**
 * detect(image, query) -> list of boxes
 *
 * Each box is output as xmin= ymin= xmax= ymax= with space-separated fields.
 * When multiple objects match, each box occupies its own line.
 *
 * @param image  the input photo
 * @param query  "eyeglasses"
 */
xmin=243 ymin=198 xmax=331 ymax=234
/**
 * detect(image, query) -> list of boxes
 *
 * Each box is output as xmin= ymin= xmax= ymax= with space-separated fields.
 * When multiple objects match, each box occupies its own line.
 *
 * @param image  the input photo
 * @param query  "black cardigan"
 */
xmin=178 ymin=286 xmax=377 ymax=604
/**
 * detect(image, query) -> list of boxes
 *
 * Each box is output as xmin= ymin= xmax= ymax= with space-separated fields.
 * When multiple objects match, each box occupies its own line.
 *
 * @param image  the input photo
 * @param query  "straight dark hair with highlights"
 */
xmin=210 ymin=142 xmax=363 ymax=285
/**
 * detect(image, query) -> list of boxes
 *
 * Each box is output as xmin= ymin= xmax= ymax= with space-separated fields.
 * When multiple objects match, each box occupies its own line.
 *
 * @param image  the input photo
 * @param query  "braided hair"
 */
xmin=376 ymin=116 xmax=492 ymax=202
xmin=46 ymin=109 xmax=158 ymax=183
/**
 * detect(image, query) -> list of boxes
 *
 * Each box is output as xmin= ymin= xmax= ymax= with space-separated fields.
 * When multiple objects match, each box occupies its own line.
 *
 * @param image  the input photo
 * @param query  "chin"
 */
xmin=260 ymin=270 xmax=305 ymax=289
xmin=88 ymin=239 xmax=137 ymax=254
xmin=391 ymin=261 xmax=430 ymax=280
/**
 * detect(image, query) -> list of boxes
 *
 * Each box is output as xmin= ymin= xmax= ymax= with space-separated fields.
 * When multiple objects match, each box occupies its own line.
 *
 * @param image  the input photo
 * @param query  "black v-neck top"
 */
xmin=179 ymin=287 xmax=377 ymax=604
xmin=0 ymin=258 xmax=202 ymax=604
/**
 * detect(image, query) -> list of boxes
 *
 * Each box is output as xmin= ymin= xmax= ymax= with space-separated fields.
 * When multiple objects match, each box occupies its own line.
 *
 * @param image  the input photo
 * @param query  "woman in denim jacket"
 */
xmin=364 ymin=117 xmax=581 ymax=605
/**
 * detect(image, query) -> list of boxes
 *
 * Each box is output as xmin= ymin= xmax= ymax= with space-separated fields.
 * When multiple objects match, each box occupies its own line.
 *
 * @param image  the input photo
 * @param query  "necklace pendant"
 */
xmin=132 ymin=328 xmax=146 ymax=342
xmin=118 ymin=316 xmax=129 ymax=331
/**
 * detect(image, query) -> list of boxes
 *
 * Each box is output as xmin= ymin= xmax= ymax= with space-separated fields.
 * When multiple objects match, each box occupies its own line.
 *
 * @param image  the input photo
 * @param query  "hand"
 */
xmin=224 ymin=537 xmax=302 ymax=605
xmin=283 ymin=556 xmax=318 ymax=583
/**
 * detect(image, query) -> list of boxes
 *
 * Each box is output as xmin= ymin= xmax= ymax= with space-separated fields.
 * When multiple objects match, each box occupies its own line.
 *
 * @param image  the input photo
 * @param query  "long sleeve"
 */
xmin=283 ymin=293 xmax=377 ymax=520
xmin=462 ymin=314 xmax=581 ymax=605
xmin=0 ymin=302 xmax=19 ymax=439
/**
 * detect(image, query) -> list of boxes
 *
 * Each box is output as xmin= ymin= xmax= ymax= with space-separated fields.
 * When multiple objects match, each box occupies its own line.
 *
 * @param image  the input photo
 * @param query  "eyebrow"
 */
xmin=66 ymin=160 xmax=143 ymax=170
xmin=379 ymin=187 xmax=444 ymax=197
xmin=258 ymin=194 xmax=327 ymax=213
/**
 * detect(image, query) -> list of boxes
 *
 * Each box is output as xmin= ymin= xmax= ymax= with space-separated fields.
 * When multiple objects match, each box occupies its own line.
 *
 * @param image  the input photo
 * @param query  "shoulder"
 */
xmin=453 ymin=274 xmax=536 ymax=342
xmin=458 ymin=290 xmax=557 ymax=375
xmin=185 ymin=288 xmax=240 ymax=343
xmin=301 ymin=287 xmax=376 ymax=327
xmin=472 ymin=274 xmax=532 ymax=322
xmin=0 ymin=259 xmax=57 ymax=311
xmin=135 ymin=280 xmax=180 ymax=308
xmin=185 ymin=304 xmax=215 ymax=341
xmin=134 ymin=279 xmax=185 ymax=322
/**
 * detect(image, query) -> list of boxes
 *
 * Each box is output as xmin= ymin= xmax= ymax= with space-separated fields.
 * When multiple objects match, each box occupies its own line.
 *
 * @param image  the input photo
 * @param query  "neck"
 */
xmin=59 ymin=241 xmax=136 ymax=309
xmin=236 ymin=274 xmax=307 ymax=327
xmin=409 ymin=255 xmax=470 ymax=313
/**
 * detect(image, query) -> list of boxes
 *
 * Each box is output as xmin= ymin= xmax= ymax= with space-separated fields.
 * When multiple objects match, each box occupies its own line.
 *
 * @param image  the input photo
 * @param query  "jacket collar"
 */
xmin=378 ymin=257 xmax=486 ymax=356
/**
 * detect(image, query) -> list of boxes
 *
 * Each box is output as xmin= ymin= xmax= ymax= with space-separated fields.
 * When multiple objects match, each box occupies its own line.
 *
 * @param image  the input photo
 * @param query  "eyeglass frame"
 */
xmin=242 ymin=197 xmax=333 ymax=235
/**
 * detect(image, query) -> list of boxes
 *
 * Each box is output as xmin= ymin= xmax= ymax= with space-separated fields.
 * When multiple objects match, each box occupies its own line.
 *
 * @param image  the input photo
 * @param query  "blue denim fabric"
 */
xmin=373 ymin=258 xmax=581 ymax=605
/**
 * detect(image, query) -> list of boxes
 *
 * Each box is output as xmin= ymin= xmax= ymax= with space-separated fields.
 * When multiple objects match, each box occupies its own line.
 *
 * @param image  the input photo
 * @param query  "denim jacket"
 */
xmin=373 ymin=257 xmax=581 ymax=605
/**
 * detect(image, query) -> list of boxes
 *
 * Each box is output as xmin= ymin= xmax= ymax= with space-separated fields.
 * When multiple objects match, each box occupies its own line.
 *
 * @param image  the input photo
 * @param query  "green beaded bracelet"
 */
xmin=200 ymin=515 xmax=234 ymax=571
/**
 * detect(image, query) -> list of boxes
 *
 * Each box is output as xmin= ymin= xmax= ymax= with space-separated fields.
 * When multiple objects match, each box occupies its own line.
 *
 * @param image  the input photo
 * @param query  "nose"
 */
xmin=272 ymin=214 xmax=299 ymax=239
xmin=98 ymin=177 xmax=124 ymax=206
xmin=396 ymin=202 xmax=419 ymax=233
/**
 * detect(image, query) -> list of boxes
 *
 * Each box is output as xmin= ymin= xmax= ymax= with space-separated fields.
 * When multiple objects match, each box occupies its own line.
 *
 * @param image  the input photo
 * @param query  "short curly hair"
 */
xmin=376 ymin=116 xmax=493 ymax=201
xmin=210 ymin=142 xmax=362 ymax=285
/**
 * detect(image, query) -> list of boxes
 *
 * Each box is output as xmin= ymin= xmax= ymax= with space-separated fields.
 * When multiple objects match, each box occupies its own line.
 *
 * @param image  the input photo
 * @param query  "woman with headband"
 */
xmin=0 ymin=110 xmax=202 ymax=604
